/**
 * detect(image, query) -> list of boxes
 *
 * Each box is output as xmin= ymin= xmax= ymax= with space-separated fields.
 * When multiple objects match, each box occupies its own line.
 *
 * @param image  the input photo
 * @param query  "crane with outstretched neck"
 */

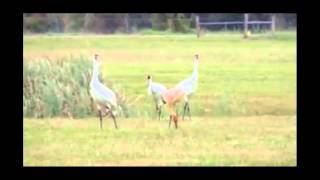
xmin=89 ymin=54 xmax=119 ymax=129
xmin=175 ymin=54 xmax=199 ymax=120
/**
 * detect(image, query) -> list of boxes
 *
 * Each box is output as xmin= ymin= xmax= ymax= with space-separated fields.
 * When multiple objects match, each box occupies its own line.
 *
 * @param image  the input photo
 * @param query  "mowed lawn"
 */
xmin=24 ymin=116 xmax=296 ymax=166
xmin=23 ymin=32 xmax=296 ymax=166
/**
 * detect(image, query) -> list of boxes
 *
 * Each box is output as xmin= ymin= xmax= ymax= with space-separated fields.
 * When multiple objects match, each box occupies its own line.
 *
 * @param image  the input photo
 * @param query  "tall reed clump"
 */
xmin=23 ymin=57 xmax=95 ymax=118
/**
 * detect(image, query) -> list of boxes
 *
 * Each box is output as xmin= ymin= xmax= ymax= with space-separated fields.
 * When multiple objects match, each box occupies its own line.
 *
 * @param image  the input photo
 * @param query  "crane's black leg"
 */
xmin=158 ymin=106 xmax=162 ymax=121
xmin=175 ymin=110 xmax=179 ymax=129
xmin=182 ymin=102 xmax=188 ymax=121
xmin=174 ymin=115 xmax=178 ymax=129
xmin=155 ymin=105 xmax=159 ymax=120
xmin=169 ymin=115 xmax=172 ymax=128
xmin=187 ymin=102 xmax=192 ymax=120
xmin=99 ymin=110 xmax=103 ymax=130
xmin=111 ymin=113 xmax=118 ymax=129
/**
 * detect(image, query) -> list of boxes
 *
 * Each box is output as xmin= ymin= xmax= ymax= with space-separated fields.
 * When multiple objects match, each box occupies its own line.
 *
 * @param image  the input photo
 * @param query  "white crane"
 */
xmin=89 ymin=54 xmax=119 ymax=129
xmin=175 ymin=54 xmax=199 ymax=120
xmin=147 ymin=75 xmax=167 ymax=120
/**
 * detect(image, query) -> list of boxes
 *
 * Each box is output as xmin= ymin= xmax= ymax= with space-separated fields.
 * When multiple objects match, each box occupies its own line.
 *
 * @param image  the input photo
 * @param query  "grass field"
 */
xmin=24 ymin=116 xmax=296 ymax=166
xmin=23 ymin=31 xmax=296 ymax=166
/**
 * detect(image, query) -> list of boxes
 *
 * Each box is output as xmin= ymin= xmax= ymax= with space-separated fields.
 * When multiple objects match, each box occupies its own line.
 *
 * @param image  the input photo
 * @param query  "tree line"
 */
xmin=23 ymin=13 xmax=296 ymax=34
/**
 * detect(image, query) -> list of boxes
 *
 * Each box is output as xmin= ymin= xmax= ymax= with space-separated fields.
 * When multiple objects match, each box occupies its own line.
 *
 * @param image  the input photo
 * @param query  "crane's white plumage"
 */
xmin=90 ymin=55 xmax=118 ymax=111
xmin=147 ymin=75 xmax=167 ymax=120
xmin=174 ymin=54 xmax=199 ymax=120
xmin=89 ymin=54 xmax=119 ymax=129
xmin=175 ymin=54 xmax=199 ymax=96
xmin=148 ymin=76 xmax=167 ymax=98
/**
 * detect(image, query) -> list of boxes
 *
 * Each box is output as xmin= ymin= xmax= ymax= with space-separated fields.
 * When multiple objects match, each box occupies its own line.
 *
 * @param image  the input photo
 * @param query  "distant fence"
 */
xmin=196 ymin=14 xmax=276 ymax=38
xmin=24 ymin=14 xmax=295 ymax=35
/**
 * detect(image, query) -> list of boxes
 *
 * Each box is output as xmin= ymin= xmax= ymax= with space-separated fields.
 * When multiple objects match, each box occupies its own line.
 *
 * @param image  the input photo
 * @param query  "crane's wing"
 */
xmin=150 ymin=82 xmax=167 ymax=95
xmin=175 ymin=76 xmax=197 ymax=95
xmin=90 ymin=82 xmax=118 ymax=108
xmin=175 ymin=77 xmax=191 ymax=92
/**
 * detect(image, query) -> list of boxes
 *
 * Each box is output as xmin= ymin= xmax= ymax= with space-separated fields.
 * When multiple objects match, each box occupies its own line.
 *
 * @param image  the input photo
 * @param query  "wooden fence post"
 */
xmin=271 ymin=14 xmax=276 ymax=34
xmin=244 ymin=13 xmax=249 ymax=38
xmin=196 ymin=15 xmax=200 ymax=38
xmin=124 ymin=14 xmax=129 ymax=33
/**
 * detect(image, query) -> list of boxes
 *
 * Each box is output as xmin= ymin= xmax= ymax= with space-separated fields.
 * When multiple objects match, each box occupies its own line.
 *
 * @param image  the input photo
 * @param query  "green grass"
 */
xmin=24 ymin=116 xmax=296 ymax=166
xmin=23 ymin=31 xmax=296 ymax=118
xmin=23 ymin=32 xmax=296 ymax=166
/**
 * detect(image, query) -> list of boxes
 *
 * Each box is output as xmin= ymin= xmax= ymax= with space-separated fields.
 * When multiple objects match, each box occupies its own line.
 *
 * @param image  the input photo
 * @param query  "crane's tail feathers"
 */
xmin=111 ymin=105 xmax=123 ymax=117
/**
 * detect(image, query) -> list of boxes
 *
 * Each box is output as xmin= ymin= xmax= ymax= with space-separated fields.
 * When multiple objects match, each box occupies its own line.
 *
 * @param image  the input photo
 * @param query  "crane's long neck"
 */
xmin=148 ymin=78 xmax=152 ymax=86
xmin=191 ymin=60 xmax=198 ymax=81
xmin=147 ymin=78 xmax=152 ymax=95
xmin=91 ymin=61 xmax=100 ymax=85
